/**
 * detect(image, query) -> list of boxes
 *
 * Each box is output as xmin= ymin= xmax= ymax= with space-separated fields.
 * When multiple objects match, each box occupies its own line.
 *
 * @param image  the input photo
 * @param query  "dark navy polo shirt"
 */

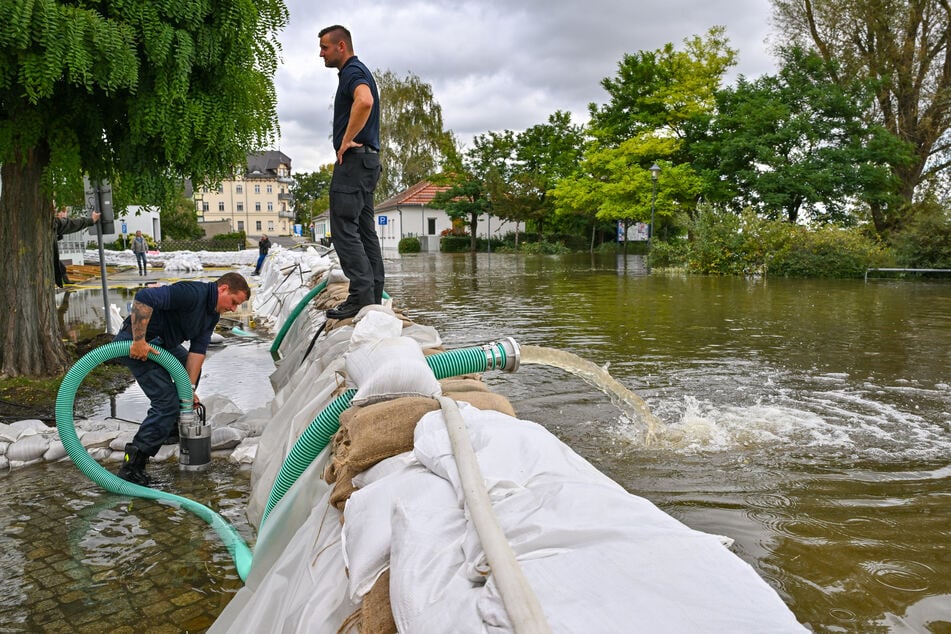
xmin=119 ymin=281 xmax=219 ymax=355
xmin=333 ymin=56 xmax=380 ymax=152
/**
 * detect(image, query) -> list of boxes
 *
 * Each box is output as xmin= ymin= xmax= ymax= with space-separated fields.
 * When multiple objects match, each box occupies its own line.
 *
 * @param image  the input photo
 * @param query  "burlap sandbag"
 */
xmin=443 ymin=390 xmax=516 ymax=417
xmin=360 ymin=569 xmax=397 ymax=634
xmin=438 ymin=377 xmax=490 ymax=394
xmin=338 ymin=397 xmax=440 ymax=473
xmin=330 ymin=463 xmax=358 ymax=511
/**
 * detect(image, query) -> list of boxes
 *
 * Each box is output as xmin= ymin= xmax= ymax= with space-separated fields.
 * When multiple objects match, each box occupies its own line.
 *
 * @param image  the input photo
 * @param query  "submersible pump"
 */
xmin=179 ymin=403 xmax=211 ymax=471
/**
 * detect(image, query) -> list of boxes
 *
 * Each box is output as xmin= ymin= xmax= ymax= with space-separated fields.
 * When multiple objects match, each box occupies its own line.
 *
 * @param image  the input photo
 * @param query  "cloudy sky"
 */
xmin=273 ymin=0 xmax=778 ymax=174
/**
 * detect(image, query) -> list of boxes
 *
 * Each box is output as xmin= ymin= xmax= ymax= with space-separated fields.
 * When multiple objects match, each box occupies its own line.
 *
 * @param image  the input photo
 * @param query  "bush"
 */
xmin=892 ymin=201 xmax=951 ymax=268
xmin=519 ymin=240 xmax=572 ymax=255
xmin=684 ymin=208 xmax=887 ymax=278
xmin=398 ymin=236 xmax=421 ymax=253
xmin=440 ymin=236 xmax=471 ymax=252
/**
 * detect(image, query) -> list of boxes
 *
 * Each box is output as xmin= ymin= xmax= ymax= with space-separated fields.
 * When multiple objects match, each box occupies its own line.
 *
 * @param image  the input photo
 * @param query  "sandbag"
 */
xmin=7 ymin=434 xmax=50 ymax=463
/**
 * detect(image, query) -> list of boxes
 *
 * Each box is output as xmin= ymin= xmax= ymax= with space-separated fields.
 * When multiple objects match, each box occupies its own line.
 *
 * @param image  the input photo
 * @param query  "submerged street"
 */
xmin=1 ymin=252 xmax=949 ymax=632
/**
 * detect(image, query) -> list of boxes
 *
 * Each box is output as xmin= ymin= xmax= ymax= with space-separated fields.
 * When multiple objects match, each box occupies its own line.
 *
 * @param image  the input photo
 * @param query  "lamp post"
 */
xmin=649 ymin=163 xmax=661 ymax=261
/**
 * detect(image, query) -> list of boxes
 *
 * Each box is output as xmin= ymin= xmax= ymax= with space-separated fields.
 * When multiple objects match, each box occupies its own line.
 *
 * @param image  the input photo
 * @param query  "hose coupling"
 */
xmin=483 ymin=337 xmax=521 ymax=373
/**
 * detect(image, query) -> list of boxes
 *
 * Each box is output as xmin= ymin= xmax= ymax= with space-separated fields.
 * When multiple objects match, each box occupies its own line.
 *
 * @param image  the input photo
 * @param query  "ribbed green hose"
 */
xmin=55 ymin=341 xmax=254 ymax=582
xmin=269 ymin=278 xmax=391 ymax=354
xmin=260 ymin=342 xmax=512 ymax=527
xmin=270 ymin=280 xmax=327 ymax=353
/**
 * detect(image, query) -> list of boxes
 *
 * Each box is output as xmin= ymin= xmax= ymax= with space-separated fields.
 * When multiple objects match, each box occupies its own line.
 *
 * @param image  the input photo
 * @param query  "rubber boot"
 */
xmin=117 ymin=443 xmax=151 ymax=486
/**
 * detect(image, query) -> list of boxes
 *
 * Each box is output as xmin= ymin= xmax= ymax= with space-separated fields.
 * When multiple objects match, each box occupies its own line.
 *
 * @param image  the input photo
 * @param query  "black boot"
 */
xmin=117 ymin=443 xmax=151 ymax=486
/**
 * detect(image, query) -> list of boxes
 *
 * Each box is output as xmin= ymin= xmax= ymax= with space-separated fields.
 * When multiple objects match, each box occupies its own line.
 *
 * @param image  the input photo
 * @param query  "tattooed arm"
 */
xmin=128 ymin=300 xmax=158 ymax=361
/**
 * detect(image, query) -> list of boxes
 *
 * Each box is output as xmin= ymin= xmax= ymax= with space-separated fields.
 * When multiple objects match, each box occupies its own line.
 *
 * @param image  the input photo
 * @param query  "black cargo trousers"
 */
xmin=329 ymin=148 xmax=384 ymax=307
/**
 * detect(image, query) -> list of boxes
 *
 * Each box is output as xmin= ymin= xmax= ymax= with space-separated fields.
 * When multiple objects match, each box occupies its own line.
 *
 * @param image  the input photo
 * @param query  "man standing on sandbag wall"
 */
xmin=318 ymin=24 xmax=384 ymax=320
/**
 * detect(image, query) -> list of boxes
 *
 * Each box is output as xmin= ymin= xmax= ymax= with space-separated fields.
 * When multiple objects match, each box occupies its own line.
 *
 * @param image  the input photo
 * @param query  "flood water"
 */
xmin=1 ymin=253 xmax=948 ymax=632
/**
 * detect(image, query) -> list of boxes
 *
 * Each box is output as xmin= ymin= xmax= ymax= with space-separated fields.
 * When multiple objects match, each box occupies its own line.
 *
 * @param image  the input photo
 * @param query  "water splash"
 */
xmin=519 ymin=345 xmax=662 ymax=443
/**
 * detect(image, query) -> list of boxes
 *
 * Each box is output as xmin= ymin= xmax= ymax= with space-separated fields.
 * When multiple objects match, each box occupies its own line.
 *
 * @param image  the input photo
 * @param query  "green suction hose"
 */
xmin=55 ymin=341 xmax=254 ymax=582
xmin=270 ymin=280 xmax=328 ymax=353
xmin=269 ymin=278 xmax=392 ymax=354
xmin=260 ymin=338 xmax=520 ymax=527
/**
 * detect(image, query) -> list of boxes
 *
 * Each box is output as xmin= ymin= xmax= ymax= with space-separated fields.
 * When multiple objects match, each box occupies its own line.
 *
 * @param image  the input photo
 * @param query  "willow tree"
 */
xmin=773 ymin=0 xmax=951 ymax=234
xmin=0 ymin=0 xmax=287 ymax=377
xmin=376 ymin=70 xmax=456 ymax=200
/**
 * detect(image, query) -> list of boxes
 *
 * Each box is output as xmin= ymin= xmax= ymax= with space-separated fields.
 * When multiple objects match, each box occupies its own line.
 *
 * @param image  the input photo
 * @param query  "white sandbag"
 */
xmin=44 ymin=441 xmax=68 ymax=461
xmin=0 ymin=455 xmax=7 ymax=470
xmin=212 ymin=426 xmax=246 ymax=450
xmin=348 ymin=309 xmax=403 ymax=348
xmin=85 ymin=447 xmax=113 ymax=461
xmin=154 ymin=444 xmax=178 ymax=461
xmin=203 ymin=394 xmax=244 ymax=427
xmin=398 ymin=405 xmax=807 ymax=633
xmin=7 ymin=434 xmax=50 ymax=462
xmin=80 ymin=429 xmax=120 ymax=448
xmin=229 ymin=441 xmax=258 ymax=465
xmin=342 ymin=454 xmax=458 ymax=599
xmin=0 ymin=423 xmax=21 ymax=442
xmin=0 ymin=441 xmax=7 ymax=456
xmin=10 ymin=419 xmax=48 ymax=438
xmin=9 ymin=458 xmax=43 ymax=470
xmin=389 ymin=502 xmax=482 ymax=633
xmin=110 ymin=432 xmax=137 ymax=451
xmin=347 ymin=336 xmax=441 ymax=407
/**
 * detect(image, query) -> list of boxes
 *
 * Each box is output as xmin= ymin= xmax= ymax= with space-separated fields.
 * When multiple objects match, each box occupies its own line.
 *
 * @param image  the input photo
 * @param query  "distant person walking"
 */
xmin=132 ymin=230 xmax=148 ymax=276
xmin=53 ymin=206 xmax=100 ymax=287
xmin=318 ymin=24 xmax=384 ymax=320
xmin=253 ymin=234 xmax=271 ymax=275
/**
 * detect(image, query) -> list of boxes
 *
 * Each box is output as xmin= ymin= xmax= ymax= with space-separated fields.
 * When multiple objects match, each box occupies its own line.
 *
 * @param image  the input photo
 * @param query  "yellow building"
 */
xmin=195 ymin=151 xmax=295 ymax=237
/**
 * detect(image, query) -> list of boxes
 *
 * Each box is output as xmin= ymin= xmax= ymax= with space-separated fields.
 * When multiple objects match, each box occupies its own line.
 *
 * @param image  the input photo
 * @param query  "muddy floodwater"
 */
xmin=1 ymin=253 xmax=949 ymax=633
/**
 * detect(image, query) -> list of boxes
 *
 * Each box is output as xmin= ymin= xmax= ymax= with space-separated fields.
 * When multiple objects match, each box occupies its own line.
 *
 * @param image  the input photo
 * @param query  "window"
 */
xmin=217 ymin=185 xmax=223 ymax=193
xmin=236 ymin=184 xmax=243 ymax=194
xmin=237 ymin=202 xmax=244 ymax=212
xmin=254 ymin=202 xmax=261 ymax=212
xmin=202 ymin=202 xmax=209 ymax=212
xmin=268 ymin=221 xmax=275 ymax=231
xmin=254 ymin=184 xmax=261 ymax=194
xmin=237 ymin=220 xmax=244 ymax=231
xmin=218 ymin=202 xmax=225 ymax=212
xmin=267 ymin=202 xmax=274 ymax=211
xmin=428 ymin=218 xmax=437 ymax=235
xmin=255 ymin=221 xmax=262 ymax=231
xmin=267 ymin=184 xmax=273 ymax=193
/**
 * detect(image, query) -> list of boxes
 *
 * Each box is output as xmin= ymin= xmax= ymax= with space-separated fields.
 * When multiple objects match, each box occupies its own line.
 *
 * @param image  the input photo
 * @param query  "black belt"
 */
xmin=349 ymin=145 xmax=378 ymax=154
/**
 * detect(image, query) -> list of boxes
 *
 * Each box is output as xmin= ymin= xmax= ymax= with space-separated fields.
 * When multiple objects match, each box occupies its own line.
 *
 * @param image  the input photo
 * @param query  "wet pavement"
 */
xmin=0 ymin=461 xmax=252 ymax=633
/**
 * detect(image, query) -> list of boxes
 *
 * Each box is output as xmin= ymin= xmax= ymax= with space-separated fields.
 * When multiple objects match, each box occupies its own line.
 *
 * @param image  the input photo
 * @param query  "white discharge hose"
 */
xmin=436 ymin=396 xmax=552 ymax=634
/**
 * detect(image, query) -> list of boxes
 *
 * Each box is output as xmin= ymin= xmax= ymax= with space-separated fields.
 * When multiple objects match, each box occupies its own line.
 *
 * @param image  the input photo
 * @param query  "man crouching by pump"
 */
xmin=113 ymin=272 xmax=250 ymax=486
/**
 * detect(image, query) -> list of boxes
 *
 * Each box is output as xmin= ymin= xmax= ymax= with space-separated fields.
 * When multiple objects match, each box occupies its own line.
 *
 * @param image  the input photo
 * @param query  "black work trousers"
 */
xmin=329 ymin=150 xmax=384 ymax=306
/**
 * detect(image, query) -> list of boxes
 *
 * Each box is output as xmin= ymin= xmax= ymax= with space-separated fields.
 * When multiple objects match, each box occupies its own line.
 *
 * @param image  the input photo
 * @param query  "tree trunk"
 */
xmin=469 ymin=212 xmax=479 ymax=252
xmin=0 ymin=144 xmax=69 ymax=378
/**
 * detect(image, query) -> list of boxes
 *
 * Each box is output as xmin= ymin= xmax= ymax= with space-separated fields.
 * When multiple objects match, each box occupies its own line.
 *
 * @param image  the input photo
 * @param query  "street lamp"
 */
xmin=649 ymin=163 xmax=661 ymax=251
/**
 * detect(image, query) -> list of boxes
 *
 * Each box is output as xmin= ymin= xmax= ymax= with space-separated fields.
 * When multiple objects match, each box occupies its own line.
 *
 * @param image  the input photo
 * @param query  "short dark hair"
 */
xmin=319 ymin=25 xmax=353 ymax=50
xmin=217 ymin=272 xmax=251 ymax=299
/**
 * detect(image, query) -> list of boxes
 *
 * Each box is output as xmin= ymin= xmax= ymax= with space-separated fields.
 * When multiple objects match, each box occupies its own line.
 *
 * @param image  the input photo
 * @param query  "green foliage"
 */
xmin=518 ymin=241 xmax=572 ymax=255
xmin=691 ymin=46 xmax=911 ymax=226
xmin=398 ymin=236 xmax=421 ymax=253
xmin=439 ymin=236 xmax=471 ymax=253
xmin=684 ymin=208 xmax=888 ymax=277
xmin=376 ymin=70 xmax=456 ymax=199
xmin=209 ymin=231 xmax=247 ymax=249
xmin=891 ymin=200 xmax=951 ymax=268
xmin=292 ymin=165 xmax=333 ymax=224
xmin=773 ymin=0 xmax=951 ymax=234
xmin=104 ymin=233 xmax=156 ymax=251
xmin=588 ymin=27 xmax=737 ymax=146
xmin=161 ymin=194 xmax=203 ymax=239
xmin=0 ymin=0 xmax=288 ymax=204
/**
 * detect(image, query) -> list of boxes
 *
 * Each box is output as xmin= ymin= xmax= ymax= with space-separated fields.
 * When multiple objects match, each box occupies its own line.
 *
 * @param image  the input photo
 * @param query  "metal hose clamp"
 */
xmin=483 ymin=337 xmax=521 ymax=372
